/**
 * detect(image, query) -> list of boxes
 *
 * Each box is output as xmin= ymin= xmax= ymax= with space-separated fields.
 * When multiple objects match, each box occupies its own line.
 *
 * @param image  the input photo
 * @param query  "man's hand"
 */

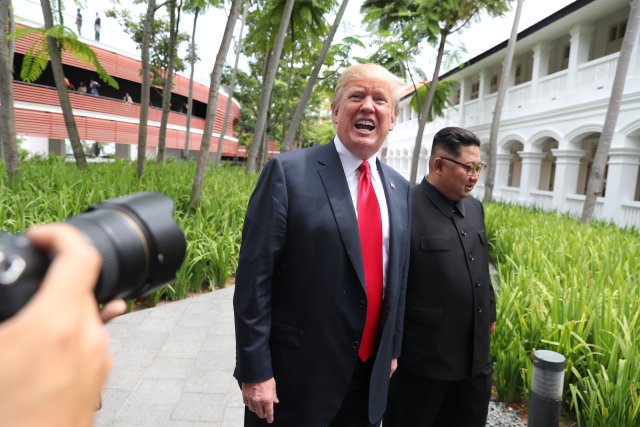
xmin=242 ymin=378 xmax=279 ymax=423
xmin=390 ymin=358 xmax=398 ymax=377
xmin=0 ymin=224 xmax=120 ymax=427
xmin=490 ymin=321 xmax=496 ymax=334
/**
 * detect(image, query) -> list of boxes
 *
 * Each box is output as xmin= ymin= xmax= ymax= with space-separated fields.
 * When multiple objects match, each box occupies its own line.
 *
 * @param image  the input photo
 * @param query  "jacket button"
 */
xmin=477 ymin=306 xmax=483 ymax=313
xmin=469 ymin=254 xmax=475 ymax=261
xmin=352 ymin=341 xmax=360 ymax=349
xmin=461 ymin=230 xmax=468 ymax=236
xmin=475 ymin=281 xmax=481 ymax=287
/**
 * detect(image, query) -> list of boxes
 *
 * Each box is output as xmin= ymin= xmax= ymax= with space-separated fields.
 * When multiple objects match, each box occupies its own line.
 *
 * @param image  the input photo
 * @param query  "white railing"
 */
xmin=497 ymin=187 xmax=520 ymax=204
xmin=539 ymin=72 xmax=569 ymax=100
xmin=577 ymin=53 xmax=618 ymax=88
xmin=621 ymin=201 xmax=640 ymax=229
xmin=506 ymin=83 xmax=532 ymax=115
xmin=530 ymin=190 xmax=553 ymax=210
xmin=462 ymin=99 xmax=481 ymax=126
xmin=565 ymin=195 xmax=605 ymax=219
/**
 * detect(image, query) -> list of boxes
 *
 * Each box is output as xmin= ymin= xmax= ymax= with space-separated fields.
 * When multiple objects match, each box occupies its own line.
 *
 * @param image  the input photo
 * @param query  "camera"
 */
xmin=0 ymin=192 xmax=187 ymax=322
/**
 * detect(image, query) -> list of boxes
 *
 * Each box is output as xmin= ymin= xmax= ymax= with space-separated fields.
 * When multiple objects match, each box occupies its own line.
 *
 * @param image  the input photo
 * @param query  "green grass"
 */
xmin=0 ymin=157 xmax=257 ymax=306
xmin=486 ymin=203 xmax=640 ymax=427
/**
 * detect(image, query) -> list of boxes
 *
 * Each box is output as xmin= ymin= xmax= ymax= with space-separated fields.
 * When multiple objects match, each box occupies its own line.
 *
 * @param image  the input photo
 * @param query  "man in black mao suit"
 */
xmin=384 ymin=127 xmax=496 ymax=427
xmin=233 ymin=64 xmax=411 ymax=426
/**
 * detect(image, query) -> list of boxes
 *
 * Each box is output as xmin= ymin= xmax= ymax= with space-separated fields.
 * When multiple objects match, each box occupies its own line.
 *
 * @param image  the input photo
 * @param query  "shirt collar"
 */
xmin=422 ymin=177 xmax=466 ymax=218
xmin=334 ymin=136 xmax=379 ymax=180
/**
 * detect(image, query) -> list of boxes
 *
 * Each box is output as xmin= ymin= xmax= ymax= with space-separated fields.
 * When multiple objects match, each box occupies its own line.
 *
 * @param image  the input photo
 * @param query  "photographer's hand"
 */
xmin=0 ymin=224 xmax=124 ymax=427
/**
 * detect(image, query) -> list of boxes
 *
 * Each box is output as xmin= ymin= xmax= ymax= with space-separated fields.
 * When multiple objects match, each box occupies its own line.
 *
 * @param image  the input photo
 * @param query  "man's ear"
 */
xmin=331 ymin=104 xmax=339 ymax=124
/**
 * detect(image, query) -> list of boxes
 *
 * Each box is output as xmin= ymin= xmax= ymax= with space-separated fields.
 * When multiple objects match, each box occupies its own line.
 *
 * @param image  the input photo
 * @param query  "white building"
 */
xmin=386 ymin=0 xmax=640 ymax=229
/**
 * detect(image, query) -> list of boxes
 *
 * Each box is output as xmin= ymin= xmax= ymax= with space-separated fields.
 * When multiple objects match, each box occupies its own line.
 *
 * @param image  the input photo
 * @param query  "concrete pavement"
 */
xmin=95 ymin=286 xmax=244 ymax=427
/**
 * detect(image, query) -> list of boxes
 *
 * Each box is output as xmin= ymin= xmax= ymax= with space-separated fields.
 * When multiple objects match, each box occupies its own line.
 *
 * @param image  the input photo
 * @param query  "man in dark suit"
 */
xmin=384 ymin=127 xmax=496 ymax=427
xmin=233 ymin=63 xmax=411 ymax=427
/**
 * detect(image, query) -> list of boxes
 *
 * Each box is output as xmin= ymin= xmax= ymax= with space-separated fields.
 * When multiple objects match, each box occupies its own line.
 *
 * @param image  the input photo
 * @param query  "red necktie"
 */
xmin=357 ymin=161 xmax=383 ymax=362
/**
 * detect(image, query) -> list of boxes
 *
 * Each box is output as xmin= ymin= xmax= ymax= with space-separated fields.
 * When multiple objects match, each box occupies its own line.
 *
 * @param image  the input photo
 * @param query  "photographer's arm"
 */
xmin=0 ymin=224 xmax=125 ymax=427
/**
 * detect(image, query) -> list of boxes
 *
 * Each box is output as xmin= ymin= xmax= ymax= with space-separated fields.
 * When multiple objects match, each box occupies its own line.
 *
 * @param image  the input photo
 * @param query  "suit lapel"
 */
xmin=316 ymin=142 xmax=366 ymax=290
xmin=377 ymin=160 xmax=402 ymax=318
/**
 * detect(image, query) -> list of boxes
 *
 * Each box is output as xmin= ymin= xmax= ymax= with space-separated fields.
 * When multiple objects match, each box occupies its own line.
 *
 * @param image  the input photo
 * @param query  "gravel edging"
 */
xmin=487 ymin=397 xmax=526 ymax=427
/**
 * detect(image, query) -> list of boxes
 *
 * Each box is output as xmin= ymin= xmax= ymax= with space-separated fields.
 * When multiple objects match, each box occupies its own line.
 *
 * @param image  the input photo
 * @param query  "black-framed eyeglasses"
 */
xmin=439 ymin=157 xmax=487 ymax=176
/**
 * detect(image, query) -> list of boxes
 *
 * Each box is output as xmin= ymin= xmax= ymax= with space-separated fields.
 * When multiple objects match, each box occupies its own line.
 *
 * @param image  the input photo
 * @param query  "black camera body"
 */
xmin=0 ymin=192 xmax=186 ymax=322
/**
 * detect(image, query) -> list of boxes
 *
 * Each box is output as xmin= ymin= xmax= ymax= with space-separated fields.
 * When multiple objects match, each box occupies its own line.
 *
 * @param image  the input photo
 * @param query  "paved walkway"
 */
xmin=95 ymin=286 xmax=243 ymax=427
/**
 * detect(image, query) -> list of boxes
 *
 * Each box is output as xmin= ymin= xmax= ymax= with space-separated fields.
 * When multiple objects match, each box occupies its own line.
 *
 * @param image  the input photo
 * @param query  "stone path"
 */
xmin=95 ymin=286 xmax=243 ymax=427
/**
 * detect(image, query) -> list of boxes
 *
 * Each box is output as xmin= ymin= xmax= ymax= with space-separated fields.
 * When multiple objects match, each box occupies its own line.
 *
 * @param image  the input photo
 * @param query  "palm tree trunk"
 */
xmin=215 ymin=0 xmax=247 ymax=168
xmin=409 ymin=30 xmax=447 ymax=185
xmin=282 ymin=0 xmax=349 ymax=152
xmin=182 ymin=6 xmax=200 ymax=160
xmin=40 ymin=0 xmax=86 ymax=168
xmin=245 ymin=0 xmax=296 ymax=173
xmin=157 ymin=0 xmax=181 ymax=163
xmin=0 ymin=0 xmax=19 ymax=182
xmin=581 ymin=0 xmax=640 ymax=223
xmin=189 ymin=0 xmax=242 ymax=211
xmin=483 ymin=0 xmax=523 ymax=203
xmin=137 ymin=0 xmax=156 ymax=178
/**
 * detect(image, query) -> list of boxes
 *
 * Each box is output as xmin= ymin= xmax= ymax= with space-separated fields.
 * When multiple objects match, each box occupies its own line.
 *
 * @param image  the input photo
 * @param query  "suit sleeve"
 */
xmin=233 ymin=158 xmax=288 ymax=383
xmin=480 ymin=202 xmax=497 ymax=324
xmin=392 ymin=184 xmax=411 ymax=358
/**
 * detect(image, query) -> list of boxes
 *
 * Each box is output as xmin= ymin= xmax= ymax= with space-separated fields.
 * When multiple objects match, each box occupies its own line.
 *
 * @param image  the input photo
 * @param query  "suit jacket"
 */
xmin=233 ymin=141 xmax=411 ymax=426
xmin=399 ymin=178 xmax=495 ymax=381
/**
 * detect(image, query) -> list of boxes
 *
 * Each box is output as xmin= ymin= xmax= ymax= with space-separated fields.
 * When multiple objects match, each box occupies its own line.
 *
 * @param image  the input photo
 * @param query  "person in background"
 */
xmin=89 ymin=80 xmax=100 ymax=96
xmin=75 ymin=9 xmax=83 ymax=36
xmin=64 ymin=77 xmax=75 ymax=91
xmin=94 ymin=13 xmax=101 ymax=42
xmin=0 ymin=224 xmax=126 ymax=427
xmin=123 ymin=92 xmax=133 ymax=104
xmin=233 ymin=63 xmax=411 ymax=426
xmin=384 ymin=127 xmax=496 ymax=427
xmin=77 ymin=81 xmax=87 ymax=94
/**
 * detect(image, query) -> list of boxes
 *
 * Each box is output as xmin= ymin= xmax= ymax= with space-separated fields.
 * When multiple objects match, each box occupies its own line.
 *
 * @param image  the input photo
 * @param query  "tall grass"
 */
xmin=0 ymin=157 xmax=257 ymax=305
xmin=486 ymin=203 xmax=640 ymax=427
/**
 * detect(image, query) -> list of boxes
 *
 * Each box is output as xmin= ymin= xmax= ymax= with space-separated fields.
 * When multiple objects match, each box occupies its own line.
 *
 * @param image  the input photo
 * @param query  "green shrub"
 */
xmin=486 ymin=202 xmax=640 ymax=427
xmin=0 ymin=158 xmax=257 ymax=304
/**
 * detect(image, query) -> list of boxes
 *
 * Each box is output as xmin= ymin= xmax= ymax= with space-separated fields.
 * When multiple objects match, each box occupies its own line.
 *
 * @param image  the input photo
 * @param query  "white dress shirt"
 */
xmin=334 ymin=137 xmax=390 ymax=292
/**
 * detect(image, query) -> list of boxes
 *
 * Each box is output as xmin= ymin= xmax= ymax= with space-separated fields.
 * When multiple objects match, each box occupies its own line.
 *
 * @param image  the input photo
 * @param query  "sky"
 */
xmin=13 ymin=0 xmax=576 ymax=86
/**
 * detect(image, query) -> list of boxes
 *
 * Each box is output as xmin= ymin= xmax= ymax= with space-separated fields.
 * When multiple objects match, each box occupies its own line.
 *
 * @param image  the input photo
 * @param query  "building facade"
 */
xmin=11 ymin=20 xmax=242 ymax=161
xmin=386 ymin=0 xmax=640 ymax=229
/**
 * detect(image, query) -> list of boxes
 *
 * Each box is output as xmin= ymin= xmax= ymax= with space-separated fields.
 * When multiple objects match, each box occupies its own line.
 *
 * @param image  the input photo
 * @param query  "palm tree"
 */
xmin=157 ymin=0 xmax=183 ymax=163
xmin=137 ymin=0 xmax=156 ymax=178
xmin=189 ymin=0 xmax=242 ymax=210
xmin=0 ymin=0 xmax=19 ymax=182
xmin=245 ymin=0 xmax=296 ymax=173
xmin=483 ymin=0 xmax=523 ymax=203
xmin=40 ymin=0 xmax=86 ymax=168
xmin=215 ymin=0 xmax=248 ymax=168
xmin=182 ymin=0 xmax=221 ymax=159
xmin=581 ymin=0 xmax=640 ymax=223
xmin=281 ymin=0 xmax=349 ymax=152
xmin=362 ymin=0 xmax=509 ymax=185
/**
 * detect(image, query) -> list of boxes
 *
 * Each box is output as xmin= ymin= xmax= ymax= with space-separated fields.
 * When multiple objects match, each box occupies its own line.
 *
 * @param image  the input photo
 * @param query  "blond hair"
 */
xmin=331 ymin=64 xmax=405 ymax=116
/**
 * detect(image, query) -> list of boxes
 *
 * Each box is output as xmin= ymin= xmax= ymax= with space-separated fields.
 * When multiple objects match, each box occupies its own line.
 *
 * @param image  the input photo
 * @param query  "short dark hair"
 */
xmin=431 ymin=127 xmax=480 ymax=158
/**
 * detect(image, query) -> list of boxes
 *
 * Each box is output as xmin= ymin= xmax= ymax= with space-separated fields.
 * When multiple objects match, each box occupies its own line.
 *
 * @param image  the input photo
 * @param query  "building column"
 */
xmin=145 ymin=145 xmax=158 ymax=159
xmin=48 ymin=138 xmax=66 ymax=156
xmin=531 ymin=43 xmax=552 ymax=95
xmin=115 ymin=143 xmax=131 ymax=160
xmin=517 ymin=152 xmax=546 ymax=203
xmin=493 ymin=153 xmax=512 ymax=199
xmin=550 ymin=149 xmax=586 ymax=211
xmin=631 ymin=0 xmax=640 ymax=79
xmin=459 ymin=77 xmax=469 ymax=127
xmin=568 ymin=23 xmax=595 ymax=89
xmin=602 ymin=147 xmax=640 ymax=222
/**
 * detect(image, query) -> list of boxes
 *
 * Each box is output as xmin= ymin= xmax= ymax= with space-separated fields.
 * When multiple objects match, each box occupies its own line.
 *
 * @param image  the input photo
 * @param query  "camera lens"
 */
xmin=66 ymin=192 xmax=186 ymax=303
